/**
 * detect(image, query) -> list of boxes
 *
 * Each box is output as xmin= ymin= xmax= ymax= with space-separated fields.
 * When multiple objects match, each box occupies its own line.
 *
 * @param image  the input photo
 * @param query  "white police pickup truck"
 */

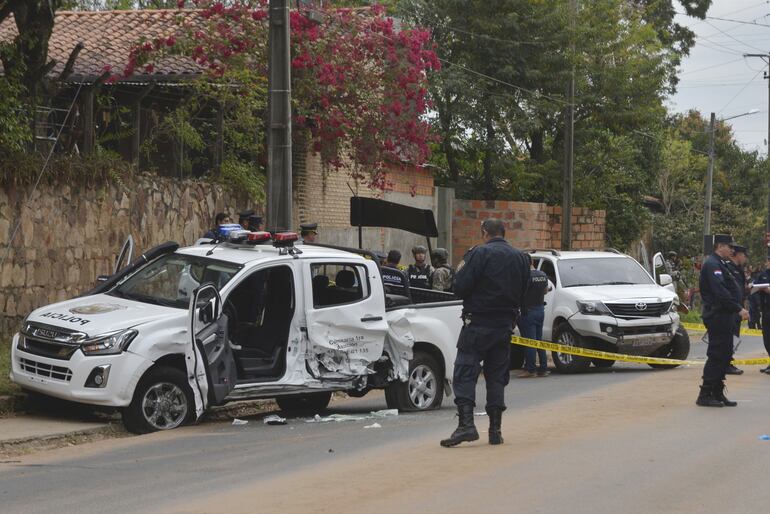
xmin=10 ymin=231 xmax=462 ymax=433
xmin=521 ymin=249 xmax=689 ymax=373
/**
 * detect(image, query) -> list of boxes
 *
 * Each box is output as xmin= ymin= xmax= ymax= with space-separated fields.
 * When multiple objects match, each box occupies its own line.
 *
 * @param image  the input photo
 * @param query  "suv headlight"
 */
xmin=576 ymin=301 xmax=612 ymax=315
xmin=81 ymin=329 xmax=137 ymax=356
xmin=669 ymin=298 xmax=679 ymax=313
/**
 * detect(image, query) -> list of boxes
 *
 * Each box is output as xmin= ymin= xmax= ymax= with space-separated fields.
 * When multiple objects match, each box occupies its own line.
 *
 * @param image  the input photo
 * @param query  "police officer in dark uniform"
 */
xmin=407 ymin=245 xmax=434 ymax=289
xmin=755 ymin=250 xmax=770 ymax=373
xmin=440 ymin=219 xmax=530 ymax=447
xmin=697 ymin=234 xmax=748 ymax=407
xmin=300 ymin=223 xmax=318 ymax=243
xmin=238 ymin=209 xmax=255 ymax=227
xmin=725 ymin=243 xmax=749 ymax=375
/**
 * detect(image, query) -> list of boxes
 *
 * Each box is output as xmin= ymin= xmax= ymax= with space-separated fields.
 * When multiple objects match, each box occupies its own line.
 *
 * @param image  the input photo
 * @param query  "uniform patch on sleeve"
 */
xmin=714 ymin=270 xmax=722 ymax=276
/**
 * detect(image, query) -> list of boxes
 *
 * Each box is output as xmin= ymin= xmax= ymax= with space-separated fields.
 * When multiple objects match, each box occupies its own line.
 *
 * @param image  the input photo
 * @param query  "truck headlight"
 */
xmin=576 ymin=301 xmax=612 ymax=315
xmin=81 ymin=329 xmax=137 ymax=356
xmin=669 ymin=298 xmax=679 ymax=313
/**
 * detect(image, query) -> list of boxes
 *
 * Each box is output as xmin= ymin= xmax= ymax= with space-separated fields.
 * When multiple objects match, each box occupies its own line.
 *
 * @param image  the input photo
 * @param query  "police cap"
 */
xmin=713 ymin=234 xmax=734 ymax=246
xmin=248 ymin=214 xmax=263 ymax=225
xmin=300 ymin=222 xmax=318 ymax=234
xmin=730 ymin=243 xmax=748 ymax=256
xmin=239 ymin=209 xmax=255 ymax=218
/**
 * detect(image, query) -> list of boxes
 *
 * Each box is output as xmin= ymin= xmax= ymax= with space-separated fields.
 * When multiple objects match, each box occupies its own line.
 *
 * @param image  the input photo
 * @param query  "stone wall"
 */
xmin=452 ymin=199 xmax=606 ymax=265
xmin=0 ymin=174 xmax=250 ymax=337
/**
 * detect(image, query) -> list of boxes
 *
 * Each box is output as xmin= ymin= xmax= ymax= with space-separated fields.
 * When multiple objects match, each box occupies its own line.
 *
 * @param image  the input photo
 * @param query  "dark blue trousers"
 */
xmin=452 ymin=323 xmax=512 ymax=411
xmin=703 ymin=312 xmax=735 ymax=383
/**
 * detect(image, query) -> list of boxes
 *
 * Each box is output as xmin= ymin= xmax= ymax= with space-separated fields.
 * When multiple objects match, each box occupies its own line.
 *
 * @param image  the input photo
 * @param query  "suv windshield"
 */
xmin=109 ymin=254 xmax=242 ymax=308
xmin=559 ymin=257 xmax=653 ymax=287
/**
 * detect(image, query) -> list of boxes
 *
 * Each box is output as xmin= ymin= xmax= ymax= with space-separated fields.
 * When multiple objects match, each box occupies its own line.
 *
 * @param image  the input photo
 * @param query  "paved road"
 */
xmin=2 ymin=333 xmax=769 ymax=514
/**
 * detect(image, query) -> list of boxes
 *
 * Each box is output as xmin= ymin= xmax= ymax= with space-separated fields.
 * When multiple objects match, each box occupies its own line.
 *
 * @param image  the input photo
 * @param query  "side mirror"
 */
xmin=659 ymin=274 xmax=673 ymax=286
xmin=96 ymin=275 xmax=111 ymax=283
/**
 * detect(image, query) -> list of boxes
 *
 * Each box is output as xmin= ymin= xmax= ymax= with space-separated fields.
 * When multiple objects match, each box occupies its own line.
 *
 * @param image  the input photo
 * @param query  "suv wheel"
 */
xmin=552 ymin=322 xmax=591 ymax=373
xmin=649 ymin=327 xmax=690 ymax=369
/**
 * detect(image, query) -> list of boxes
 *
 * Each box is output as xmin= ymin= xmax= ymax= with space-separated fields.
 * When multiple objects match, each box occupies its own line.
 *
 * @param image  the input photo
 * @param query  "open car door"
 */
xmin=114 ymin=235 xmax=135 ymax=274
xmin=187 ymin=283 xmax=237 ymax=419
xmin=304 ymin=260 xmax=389 ymax=379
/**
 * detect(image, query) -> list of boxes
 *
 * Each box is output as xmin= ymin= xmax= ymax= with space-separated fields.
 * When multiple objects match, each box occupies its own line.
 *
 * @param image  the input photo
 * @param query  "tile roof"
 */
xmin=0 ymin=9 xmax=204 ymax=83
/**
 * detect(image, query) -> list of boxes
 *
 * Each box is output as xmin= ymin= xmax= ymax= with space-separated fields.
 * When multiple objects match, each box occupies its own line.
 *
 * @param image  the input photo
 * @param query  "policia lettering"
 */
xmin=40 ymin=312 xmax=91 ymax=326
xmin=696 ymin=234 xmax=748 ymax=408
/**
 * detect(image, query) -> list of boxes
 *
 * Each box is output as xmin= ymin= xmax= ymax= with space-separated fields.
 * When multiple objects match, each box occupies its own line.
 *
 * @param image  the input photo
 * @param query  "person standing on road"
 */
xmin=697 ymin=234 xmax=748 ymax=408
xmin=440 ymin=219 xmax=530 ymax=448
xmin=725 ymin=244 xmax=749 ymax=375
xmin=755 ymin=251 xmax=770 ymax=373
xmin=516 ymin=262 xmax=550 ymax=378
xmin=407 ymin=245 xmax=434 ymax=289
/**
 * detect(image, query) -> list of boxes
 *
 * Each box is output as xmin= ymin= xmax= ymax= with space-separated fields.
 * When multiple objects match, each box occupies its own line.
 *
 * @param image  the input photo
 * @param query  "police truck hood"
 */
xmin=25 ymin=294 xmax=184 ymax=336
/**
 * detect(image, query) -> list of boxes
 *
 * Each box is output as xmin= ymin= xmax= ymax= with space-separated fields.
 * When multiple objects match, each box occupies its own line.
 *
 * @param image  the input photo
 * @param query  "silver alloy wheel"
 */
xmin=558 ymin=330 xmax=576 ymax=364
xmin=408 ymin=364 xmax=437 ymax=409
xmin=141 ymin=382 xmax=189 ymax=430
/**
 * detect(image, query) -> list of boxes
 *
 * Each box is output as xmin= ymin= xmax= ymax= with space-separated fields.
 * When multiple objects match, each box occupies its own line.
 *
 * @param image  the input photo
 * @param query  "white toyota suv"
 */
xmin=522 ymin=250 xmax=689 ymax=373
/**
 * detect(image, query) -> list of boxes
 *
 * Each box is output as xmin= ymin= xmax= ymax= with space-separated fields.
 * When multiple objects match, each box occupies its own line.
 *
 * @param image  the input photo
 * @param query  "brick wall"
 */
xmin=452 ymin=199 xmax=606 ymax=265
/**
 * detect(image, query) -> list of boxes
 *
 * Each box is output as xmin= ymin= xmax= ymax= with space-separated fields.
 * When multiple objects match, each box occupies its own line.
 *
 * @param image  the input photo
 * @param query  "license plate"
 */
xmin=631 ymin=337 xmax=659 ymax=347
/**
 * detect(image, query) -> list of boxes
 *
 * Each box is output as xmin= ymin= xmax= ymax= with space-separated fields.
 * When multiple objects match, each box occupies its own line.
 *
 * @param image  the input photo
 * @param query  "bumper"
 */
xmin=9 ymin=333 xmax=152 ymax=407
xmin=569 ymin=314 xmax=679 ymax=354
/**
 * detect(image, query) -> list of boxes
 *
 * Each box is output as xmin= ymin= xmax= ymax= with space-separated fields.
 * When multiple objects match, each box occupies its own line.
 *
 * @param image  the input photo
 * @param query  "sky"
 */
xmin=669 ymin=0 xmax=770 ymax=154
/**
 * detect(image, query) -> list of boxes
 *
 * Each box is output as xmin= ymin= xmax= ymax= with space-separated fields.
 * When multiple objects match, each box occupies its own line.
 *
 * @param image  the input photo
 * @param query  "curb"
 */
xmin=0 ymin=393 xmax=25 ymax=416
xmin=0 ymin=423 xmax=126 ymax=457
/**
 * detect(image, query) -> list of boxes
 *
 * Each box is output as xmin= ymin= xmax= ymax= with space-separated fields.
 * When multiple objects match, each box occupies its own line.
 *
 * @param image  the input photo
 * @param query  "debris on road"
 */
xmin=305 ymin=409 xmax=398 ymax=423
xmin=263 ymin=415 xmax=287 ymax=426
xmin=474 ymin=412 xmax=487 ymax=417
xmin=232 ymin=418 xmax=249 ymax=426
xmin=758 ymin=435 xmax=770 ymax=441
xmin=363 ymin=423 xmax=382 ymax=429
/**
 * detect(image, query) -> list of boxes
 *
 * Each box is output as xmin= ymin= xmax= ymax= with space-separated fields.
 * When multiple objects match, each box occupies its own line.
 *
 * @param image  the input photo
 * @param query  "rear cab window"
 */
xmin=310 ymin=263 xmax=371 ymax=308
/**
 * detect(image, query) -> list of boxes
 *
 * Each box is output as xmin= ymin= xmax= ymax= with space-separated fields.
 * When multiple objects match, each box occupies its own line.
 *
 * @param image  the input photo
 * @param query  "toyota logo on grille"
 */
xmin=635 ymin=302 xmax=648 ymax=311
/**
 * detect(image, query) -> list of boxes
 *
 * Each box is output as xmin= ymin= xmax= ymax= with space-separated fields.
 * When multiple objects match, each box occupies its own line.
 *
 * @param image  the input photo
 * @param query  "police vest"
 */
xmin=407 ymin=264 xmax=433 ymax=289
xmin=523 ymin=269 xmax=548 ymax=307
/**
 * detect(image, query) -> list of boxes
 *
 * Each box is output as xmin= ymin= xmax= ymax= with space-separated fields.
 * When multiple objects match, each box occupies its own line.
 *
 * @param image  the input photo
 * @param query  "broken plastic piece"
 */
xmin=232 ymin=418 xmax=248 ymax=426
xmin=364 ymin=422 xmax=382 ymax=429
xmin=264 ymin=414 xmax=287 ymax=425
xmin=305 ymin=409 xmax=399 ymax=423
xmin=759 ymin=435 xmax=770 ymax=441
xmin=474 ymin=412 xmax=487 ymax=417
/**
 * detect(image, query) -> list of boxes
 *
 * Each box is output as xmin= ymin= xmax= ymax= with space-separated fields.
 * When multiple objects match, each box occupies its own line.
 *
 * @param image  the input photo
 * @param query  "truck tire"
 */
xmin=649 ymin=327 xmax=690 ymax=369
xmin=276 ymin=391 xmax=332 ymax=413
xmin=122 ymin=366 xmax=194 ymax=434
xmin=385 ymin=351 xmax=444 ymax=412
xmin=510 ymin=344 xmax=526 ymax=370
xmin=551 ymin=322 xmax=591 ymax=373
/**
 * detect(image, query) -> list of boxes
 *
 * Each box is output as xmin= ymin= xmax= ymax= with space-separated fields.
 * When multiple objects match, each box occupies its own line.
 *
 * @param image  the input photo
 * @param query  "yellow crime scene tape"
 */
xmin=681 ymin=322 xmax=764 ymax=338
xmin=510 ymin=335 xmax=770 ymax=367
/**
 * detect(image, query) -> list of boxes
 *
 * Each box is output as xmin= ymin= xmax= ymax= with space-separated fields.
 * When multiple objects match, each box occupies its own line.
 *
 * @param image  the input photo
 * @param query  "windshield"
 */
xmin=559 ymin=257 xmax=653 ymax=287
xmin=109 ymin=254 xmax=242 ymax=308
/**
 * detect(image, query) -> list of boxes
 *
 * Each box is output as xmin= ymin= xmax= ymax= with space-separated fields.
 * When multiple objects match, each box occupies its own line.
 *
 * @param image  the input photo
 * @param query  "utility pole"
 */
xmin=744 ymin=53 xmax=770 ymax=239
xmin=561 ymin=0 xmax=577 ymax=250
xmin=703 ymin=112 xmax=716 ymax=239
xmin=266 ymin=0 xmax=293 ymax=231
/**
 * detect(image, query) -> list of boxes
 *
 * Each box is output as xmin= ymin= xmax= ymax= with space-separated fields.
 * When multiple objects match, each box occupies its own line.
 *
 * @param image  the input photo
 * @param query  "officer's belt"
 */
xmin=463 ymin=310 xmax=520 ymax=324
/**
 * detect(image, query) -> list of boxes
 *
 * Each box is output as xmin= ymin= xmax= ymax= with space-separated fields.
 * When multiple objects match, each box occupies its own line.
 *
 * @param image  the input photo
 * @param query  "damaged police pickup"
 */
xmin=10 ymin=231 xmax=462 ymax=433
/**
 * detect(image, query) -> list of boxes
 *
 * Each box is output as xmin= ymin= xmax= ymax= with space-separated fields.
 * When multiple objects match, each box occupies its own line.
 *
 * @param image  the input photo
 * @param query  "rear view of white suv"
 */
xmin=524 ymin=250 xmax=689 ymax=373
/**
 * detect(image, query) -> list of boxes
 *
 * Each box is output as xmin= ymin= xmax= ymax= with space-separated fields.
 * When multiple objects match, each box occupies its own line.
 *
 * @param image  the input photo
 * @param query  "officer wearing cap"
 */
xmin=238 ymin=209 xmax=255 ymax=227
xmin=247 ymin=215 xmax=263 ymax=232
xmin=725 ymin=243 xmax=749 ymax=375
xmin=440 ymin=218 xmax=530 ymax=448
xmin=300 ymin=223 xmax=318 ymax=243
xmin=697 ymin=234 xmax=748 ymax=407
xmin=755 ymin=249 xmax=770 ymax=373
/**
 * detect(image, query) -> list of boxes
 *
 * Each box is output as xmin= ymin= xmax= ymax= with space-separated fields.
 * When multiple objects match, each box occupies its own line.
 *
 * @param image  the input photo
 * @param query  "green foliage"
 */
xmin=219 ymin=157 xmax=265 ymax=203
xmin=0 ymin=76 xmax=31 ymax=154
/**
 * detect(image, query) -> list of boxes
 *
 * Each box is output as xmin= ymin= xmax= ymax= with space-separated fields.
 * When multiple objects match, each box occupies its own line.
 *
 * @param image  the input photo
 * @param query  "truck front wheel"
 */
xmin=551 ymin=322 xmax=591 ymax=373
xmin=648 ymin=328 xmax=690 ymax=369
xmin=122 ymin=366 xmax=194 ymax=434
xmin=385 ymin=351 xmax=444 ymax=411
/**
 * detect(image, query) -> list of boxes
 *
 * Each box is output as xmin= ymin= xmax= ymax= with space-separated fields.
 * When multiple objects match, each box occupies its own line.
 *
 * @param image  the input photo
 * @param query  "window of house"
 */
xmin=311 ymin=263 xmax=370 ymax=308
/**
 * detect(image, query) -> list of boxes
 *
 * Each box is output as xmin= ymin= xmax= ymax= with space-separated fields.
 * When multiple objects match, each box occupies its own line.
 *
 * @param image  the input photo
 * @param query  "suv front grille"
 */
xmin=21 ymin=337 xmax=80 ymax=360
xmin=606 ymin=301 xmax=671 ymax=318
xmin=19 ymin=322 xmax=86 ymax=361
xmin=18 ymin=357 xmax=73 ymax=382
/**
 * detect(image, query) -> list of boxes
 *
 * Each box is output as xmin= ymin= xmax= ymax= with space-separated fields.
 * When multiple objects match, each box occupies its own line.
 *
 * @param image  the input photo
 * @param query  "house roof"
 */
xmin=0 ymin=9 xmax=203 ymax=83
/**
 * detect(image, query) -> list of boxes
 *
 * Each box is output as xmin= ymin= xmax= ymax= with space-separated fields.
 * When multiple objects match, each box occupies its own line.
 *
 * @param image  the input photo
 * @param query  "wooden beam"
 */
xmin=131 ymin=82 xmax=155 ymax=164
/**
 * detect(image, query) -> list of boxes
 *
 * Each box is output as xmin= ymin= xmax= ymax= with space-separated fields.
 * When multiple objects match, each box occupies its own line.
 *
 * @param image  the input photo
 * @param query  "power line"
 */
xmin=679 ymin=57 xmax=745 ymax=75
xmin=703 ymin=20 xmax=769 ymax=53
xmin=717 ymin=68 xmax=764 ymax=114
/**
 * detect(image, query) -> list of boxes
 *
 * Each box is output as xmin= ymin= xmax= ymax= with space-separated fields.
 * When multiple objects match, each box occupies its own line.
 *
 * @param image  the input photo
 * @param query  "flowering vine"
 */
xmin=123 ymin=1 xmax=438 ymax=192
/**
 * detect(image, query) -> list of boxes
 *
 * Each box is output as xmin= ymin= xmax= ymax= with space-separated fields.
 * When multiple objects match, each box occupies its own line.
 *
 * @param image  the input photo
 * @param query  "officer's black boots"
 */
xmin=726 ymin=364 xmax=744 ymax=375
xmin=696 ymin=382 xmax=724 ymax=407
xmin=487 ymin=408 xmax=504 ymax=445
xmin=714 ymin=381 xmax=738 ymax=407
xmin=440 ymin=404 xmax=479 ymax=447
